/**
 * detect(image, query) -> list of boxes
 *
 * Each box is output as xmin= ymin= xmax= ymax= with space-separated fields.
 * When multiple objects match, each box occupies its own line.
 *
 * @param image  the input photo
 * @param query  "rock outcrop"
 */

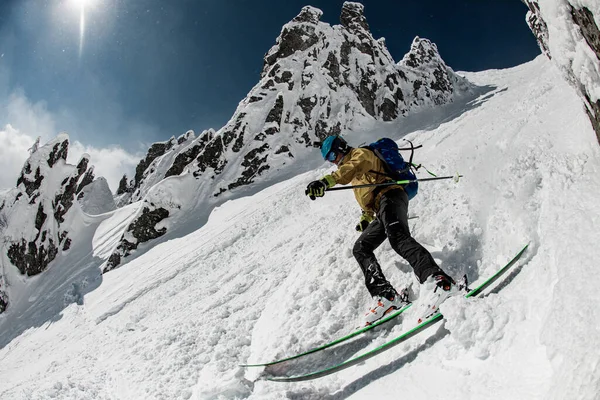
xmin=0 ymin=134 xmax=114 ymax=312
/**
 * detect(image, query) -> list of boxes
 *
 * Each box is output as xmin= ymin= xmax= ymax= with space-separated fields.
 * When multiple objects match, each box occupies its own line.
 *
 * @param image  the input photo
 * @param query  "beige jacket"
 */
xmin=330 ymin=147 xmax=403 ymax=216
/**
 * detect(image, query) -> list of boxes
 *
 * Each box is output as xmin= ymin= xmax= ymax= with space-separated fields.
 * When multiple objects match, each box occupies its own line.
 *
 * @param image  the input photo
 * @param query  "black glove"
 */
xmin=305 ymin=180 xmax=327 ymax=200
xmin=305 ymin=175 xmax=336 ymax=200
xmin=355 ymin=213 xmax=375 ymax=232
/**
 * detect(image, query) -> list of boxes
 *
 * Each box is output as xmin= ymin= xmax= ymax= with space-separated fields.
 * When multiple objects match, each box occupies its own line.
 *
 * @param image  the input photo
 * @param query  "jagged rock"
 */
xmin=117 ymin=174 xmax=131 ymax=195
xmin=165 ymin=130 xmax=212 ymax=178
xmin=293 ymin=5 xmax=323 ymax=24
xmin=340 ymin=2 xmax=369 ymax=32
xmin=399 ymin=37 xmax=456 ymax=108
xmin=134 ymin=139 xmax=176 ymax=190
xmin=104 ymin=206 xmax=169 ymax=273
xmin=263 ymin=7 xmax=322 ymax=76
xmin=524 ymin=0 xmax=551 ymax=57
xmin=523 ymin=0 xmax=600 ymax=145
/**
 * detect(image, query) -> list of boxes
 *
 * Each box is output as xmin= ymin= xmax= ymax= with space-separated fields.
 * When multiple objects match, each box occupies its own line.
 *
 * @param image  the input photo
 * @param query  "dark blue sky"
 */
xmin=0 ymin=0 xmax=540 ymax=152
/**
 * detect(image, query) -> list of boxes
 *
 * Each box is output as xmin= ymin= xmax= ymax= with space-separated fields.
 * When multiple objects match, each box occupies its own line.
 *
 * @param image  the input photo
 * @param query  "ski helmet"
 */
xmin=320 ymin=136 xmax=349 ymax=161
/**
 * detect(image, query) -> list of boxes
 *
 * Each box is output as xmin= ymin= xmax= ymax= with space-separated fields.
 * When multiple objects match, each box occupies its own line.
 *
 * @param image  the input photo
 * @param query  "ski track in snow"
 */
xmin=1 ymin=56 xmax=600 ymax=399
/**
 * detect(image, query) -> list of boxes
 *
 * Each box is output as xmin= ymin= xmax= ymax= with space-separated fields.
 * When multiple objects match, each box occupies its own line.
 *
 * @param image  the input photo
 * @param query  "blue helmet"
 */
xmin=320 ymin=136 xmax=349 ymax=161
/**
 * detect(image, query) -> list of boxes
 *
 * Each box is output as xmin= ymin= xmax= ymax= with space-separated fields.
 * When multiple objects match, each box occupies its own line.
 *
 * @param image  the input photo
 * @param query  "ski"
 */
xmin=266 ymin=243 xmax=529 ymax=382
xmin=240 ymin=302 xmax=413 ymax=367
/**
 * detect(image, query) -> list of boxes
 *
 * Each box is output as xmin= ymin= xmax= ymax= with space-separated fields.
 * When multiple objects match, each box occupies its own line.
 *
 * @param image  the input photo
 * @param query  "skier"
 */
xmin=305 ymin=135 xmax=456 ymax=325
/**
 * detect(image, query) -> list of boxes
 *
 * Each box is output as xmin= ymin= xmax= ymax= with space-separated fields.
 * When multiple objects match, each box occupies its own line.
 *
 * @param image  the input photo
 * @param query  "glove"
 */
xmin=355 ymin=212 xmax=375 ymax=232
xmin=305 ymin=175 xmax=336 ymax=200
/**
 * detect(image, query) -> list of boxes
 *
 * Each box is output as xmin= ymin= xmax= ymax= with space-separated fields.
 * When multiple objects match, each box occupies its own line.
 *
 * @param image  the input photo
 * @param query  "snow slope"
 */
xmin=1 ymin=56 xmax=599 ymax=400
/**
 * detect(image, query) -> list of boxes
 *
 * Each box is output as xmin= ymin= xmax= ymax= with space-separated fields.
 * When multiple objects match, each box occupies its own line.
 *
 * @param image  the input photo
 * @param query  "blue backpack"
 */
xmin=364 ymin=138 xmax=419 ymax=200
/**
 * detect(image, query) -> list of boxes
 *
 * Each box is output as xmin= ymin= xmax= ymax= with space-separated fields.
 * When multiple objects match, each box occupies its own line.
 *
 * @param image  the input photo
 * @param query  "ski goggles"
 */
xmin=326 ymin=150 xmax=337 ymax=162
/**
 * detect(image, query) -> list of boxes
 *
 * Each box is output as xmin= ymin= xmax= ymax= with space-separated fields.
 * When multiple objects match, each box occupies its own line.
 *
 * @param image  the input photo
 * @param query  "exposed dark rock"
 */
xmin=177 ymin=130 xmax=194 ymax=145
xmin=232 ymin=127 xmax=246 ymax=152
xmin=571 ymin=7 xmax=600 ymax=60
xmin=165 ymin=130 xmax=214 ymax=178
xmin=195 ymin=137 xmax=227 ymax=176
xmin=323 ymin=51 xmax=342 ymax=87
xmin=133 ymin=140 xmax=175 ymax=189
xmin=34 ymin=203 xmax=46 ymax=232
xmin=16 ymin=166 xmax=44 ymax=197
xmin=104 ymin=206 xmax=169 ymax=272
xmin=265 ymin=95 xmax=284 ymax=124
xmin=292 ymin=5 xmax=322 ymax=24
xmin=358 ymin=76 xmax=376 ymax=117
xmin=77 ymin=166 xmax=95 ymax=194
xmin=404 ymin=39 xmax=438 ymax=68
xmin=299 ymin=96 xmax=317 ymax=121
xmin=47 ymin=140 xmax=69 ymax=168
xmin=223 ymin=113 xmax=246 ymax=147
xmin=524 ymin=0 xmax=551 ymax=57
xmin=117 ymin=174 xmax=131 ymax=195
xmin=263 ymin=8 xmax=321 ymax=76
xmin=7 ymin=238 xmax=58 ymax=276
xmin=431 ymin=65 xmax=452 ymax=93
xmin=340 ymin=2 xmax=369 ymax=32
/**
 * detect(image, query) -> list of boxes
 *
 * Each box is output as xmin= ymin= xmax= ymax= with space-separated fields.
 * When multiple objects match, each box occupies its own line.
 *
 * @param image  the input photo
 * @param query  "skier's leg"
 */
xmin=378 ymin=189 xmax=450 ymax=283
xmin=352 ymin=219 xmax=396 ymax=298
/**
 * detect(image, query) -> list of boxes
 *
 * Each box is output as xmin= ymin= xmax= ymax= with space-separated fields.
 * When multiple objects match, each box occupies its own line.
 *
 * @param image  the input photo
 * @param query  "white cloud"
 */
xmin=0 ymin=124 xmax=36 ymax=189
xmin=3 ymin=89 xmax=58 ymax=141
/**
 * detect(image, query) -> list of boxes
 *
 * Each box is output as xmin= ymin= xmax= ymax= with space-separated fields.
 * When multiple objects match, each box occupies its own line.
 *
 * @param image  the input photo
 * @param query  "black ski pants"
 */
xmin=352 ymin=188 xmax=443 ymax=299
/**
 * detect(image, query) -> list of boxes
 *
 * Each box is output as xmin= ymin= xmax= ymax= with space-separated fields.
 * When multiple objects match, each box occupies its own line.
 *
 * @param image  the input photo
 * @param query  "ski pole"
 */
xmin=326 ymin=173 xmax=462 ymax=192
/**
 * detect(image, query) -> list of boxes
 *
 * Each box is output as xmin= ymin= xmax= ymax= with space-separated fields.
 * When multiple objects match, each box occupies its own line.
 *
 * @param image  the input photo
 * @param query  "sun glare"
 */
xmin=72 ymin=0 xmax=93 ymax=7
xmin=69 ymin=0 xmax=96 ymax=60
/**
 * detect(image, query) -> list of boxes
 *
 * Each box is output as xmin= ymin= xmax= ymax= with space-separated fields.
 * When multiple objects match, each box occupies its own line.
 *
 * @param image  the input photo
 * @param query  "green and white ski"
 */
xmin=240 ymin=302 xmax=413 ymax=367
xmin=266 ymin=243 xmax=529 ymax=382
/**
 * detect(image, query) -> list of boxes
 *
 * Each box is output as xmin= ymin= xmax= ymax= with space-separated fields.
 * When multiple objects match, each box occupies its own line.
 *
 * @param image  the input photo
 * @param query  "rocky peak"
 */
xmin=262 ymin=8 xmax=322 ymax=77
xmin=2 ymin=135 xmax=112 ymax=279
xmin=402 ymin=37 xmax=444 ymax=68
xmin=340 ymin=1 xmax=369 ymax=32
xmin=292 ymin=5 xmax=322 ymax=24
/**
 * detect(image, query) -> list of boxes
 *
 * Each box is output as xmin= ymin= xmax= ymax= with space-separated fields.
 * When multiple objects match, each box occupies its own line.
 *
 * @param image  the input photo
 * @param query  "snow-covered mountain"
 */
xmin=1 ymin=55 xmax=599 ymax=400
xmin=104 ymin=2 xmax=474 ymax=271
xmin=523 ymin=0 xmax=600 ymax=143
xmin=0 ymin=133 xmax=115 ymax=313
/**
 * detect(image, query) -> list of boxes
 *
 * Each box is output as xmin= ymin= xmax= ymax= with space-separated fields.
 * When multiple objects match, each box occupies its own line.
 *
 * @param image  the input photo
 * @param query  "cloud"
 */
xmin=0 ymin=124 xmax=35 ymax=189
xmin=3 ymin=89 xmax=58 ymax=141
